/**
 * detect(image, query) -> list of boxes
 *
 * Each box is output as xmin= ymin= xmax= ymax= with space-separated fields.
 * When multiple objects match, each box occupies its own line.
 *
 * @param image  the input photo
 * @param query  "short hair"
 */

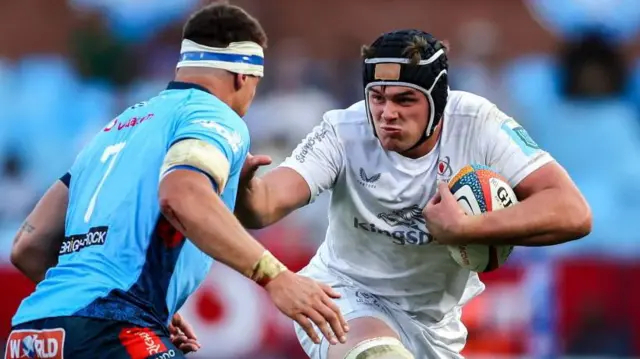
xmin=182 ymin=2 xmax=268 ymax=49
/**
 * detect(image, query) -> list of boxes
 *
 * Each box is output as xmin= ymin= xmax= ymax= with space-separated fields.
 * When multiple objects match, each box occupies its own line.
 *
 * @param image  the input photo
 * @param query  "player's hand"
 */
xmin=240 ymin=152 xmax=272 ymax=189
xmin=423 ymin=182 xmax=471 ymax=245
xmin=168 ymin=313 xmax=201 ymax=354
xmin=265 ymin=271 xmax=349 ymax=345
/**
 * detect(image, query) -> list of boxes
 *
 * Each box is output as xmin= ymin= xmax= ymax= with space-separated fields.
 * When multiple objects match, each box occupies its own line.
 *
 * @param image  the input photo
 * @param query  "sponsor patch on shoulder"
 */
xmin=500 ymin=118 xmax=539 ymax=155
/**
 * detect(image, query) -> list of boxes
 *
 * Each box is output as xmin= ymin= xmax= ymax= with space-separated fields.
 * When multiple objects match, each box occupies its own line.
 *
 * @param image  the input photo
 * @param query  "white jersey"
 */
xmin=280 ymin=91 xmax=553 ymax=321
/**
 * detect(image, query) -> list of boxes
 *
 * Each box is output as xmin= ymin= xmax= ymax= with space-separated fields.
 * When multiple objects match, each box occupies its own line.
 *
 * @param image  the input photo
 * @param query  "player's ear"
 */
xmin=234 ymin=74 xmax=248 ymax=91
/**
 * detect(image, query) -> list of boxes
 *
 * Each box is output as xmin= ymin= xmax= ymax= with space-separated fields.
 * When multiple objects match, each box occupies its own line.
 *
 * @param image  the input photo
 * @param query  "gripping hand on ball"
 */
xmin=424 ymin=182 xmax=472 ymax=245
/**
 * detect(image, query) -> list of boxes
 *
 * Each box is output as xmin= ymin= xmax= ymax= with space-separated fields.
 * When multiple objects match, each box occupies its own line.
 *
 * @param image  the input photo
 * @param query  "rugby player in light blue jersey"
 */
xmin=7 ymin=3 xmax=347 ymax=358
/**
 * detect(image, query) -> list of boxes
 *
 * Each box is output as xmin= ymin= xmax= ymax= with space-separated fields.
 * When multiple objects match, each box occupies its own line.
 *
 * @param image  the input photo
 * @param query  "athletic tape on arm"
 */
xmin=161 ymin=139 xmax=230 ymax=193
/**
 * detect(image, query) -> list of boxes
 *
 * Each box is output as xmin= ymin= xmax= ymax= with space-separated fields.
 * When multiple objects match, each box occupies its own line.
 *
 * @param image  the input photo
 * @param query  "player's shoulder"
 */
xmin=445 ymin=90 xmax=496 ymax=118
xmin=320 ymin=101 xmax=380 ymax=147
xmin=322 ymin=100 xmax=368 ymax=127
xmin=177 ymin=89 xmax=249 ymax=135
xmin=444 ymin=90 xmax=506 ymax=129
xmin=320 ymin=101 xmax=372 ymax=142
xmin=178 ymin=89 xmax=241 ymax=120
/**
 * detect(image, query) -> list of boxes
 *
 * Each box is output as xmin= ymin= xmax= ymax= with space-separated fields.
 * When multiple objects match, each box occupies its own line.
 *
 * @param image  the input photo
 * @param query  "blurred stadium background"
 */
xmin=1 ymin=0 xmax=640 ymax=358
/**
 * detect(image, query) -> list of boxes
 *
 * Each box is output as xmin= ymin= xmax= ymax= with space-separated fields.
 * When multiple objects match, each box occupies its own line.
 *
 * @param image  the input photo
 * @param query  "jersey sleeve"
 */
xmin=66 ymin=144 xmax=91 ymax=187
xmin=60 ymin=172 xmax=71 ymax=187
xmin=279 ymin=118 xmax=344 ymax=203
xmin=164 ymin=103 xmax=250 ymax=193
xmin=478 ymin=105 xmax=554 ymax=187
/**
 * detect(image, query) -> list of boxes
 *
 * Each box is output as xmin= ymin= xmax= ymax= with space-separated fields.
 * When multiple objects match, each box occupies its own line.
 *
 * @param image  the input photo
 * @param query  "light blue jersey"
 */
xmin=12 ymin=82 xmax=250 ymax=329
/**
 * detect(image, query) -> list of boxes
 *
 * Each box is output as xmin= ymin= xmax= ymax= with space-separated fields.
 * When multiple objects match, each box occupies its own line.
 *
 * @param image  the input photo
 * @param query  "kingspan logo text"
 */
xmin=353 ymin=205 xmax=433 ymax=245
xmin=353 ymin=217 xmax=432 ymax=245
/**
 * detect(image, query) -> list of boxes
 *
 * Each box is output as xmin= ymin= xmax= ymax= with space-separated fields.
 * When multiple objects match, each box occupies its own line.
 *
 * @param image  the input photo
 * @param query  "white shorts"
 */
xmin=294 ymin=260 xmax=468 ymax=359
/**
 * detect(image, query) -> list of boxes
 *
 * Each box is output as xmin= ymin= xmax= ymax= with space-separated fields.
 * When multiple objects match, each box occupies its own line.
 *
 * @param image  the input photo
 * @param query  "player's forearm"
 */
xmin=234 ymin=177 xmax=275 ymax=229
xmin=161 ymin=192 xmax=266 ymax=277
xmin=462 ymin=188 xmax=591 ymax=246
xmin=11 ymin=181 xmax=68 ymax=283
xmin=11 ymin=251 xmax=54 ymax=283
xmin=11 ymin=222 xmax=61 ymax=283
xmin=236 ymin=169 xmax=309 ymax=229
xmin=159 ymin=172 xmax=286 ymax=282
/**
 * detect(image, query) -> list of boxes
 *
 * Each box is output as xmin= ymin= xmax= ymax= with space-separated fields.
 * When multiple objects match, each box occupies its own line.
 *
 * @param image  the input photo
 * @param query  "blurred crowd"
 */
xmin=1 ymin=0 xmax=640 ymax=358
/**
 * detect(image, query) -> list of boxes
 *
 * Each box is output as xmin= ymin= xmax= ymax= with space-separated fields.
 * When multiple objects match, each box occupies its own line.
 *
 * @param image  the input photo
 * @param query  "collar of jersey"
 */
xmin=166 ymin=81 xmax=211 ymax=94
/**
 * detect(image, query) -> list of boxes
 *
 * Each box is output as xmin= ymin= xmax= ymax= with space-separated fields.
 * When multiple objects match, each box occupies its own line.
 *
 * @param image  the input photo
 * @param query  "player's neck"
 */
xmin=174 ymin=73 xmax=235 ymax=109
xmin=401 ymin=121 xmax=442 ymax=159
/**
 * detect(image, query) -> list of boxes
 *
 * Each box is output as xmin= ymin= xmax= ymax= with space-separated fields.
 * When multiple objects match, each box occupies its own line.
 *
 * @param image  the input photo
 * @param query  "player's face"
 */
xmin=367 ymin=86 xmax=429 ymax=152
xmin=235 ymin=75 xmax=261 ymax=117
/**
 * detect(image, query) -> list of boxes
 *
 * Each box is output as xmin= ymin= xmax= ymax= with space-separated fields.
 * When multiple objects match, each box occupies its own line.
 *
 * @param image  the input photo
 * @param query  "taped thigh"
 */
xmin=344 ymin=337 xmax=414 ymax=359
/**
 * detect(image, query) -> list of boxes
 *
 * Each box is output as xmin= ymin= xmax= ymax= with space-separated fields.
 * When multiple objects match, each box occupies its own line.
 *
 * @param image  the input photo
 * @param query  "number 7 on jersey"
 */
xmin=84 ymin=142 xmax=126 ymax=222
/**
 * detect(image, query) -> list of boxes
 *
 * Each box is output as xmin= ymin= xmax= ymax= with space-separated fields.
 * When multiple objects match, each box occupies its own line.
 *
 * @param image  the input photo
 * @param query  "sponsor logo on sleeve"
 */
xmin=501 ymin=118 xmax=540 ymax=155
xmin=191 ymin=120 xmax=243 ymax=153
xmin=295 ymin=130 xmax=328 ymax=163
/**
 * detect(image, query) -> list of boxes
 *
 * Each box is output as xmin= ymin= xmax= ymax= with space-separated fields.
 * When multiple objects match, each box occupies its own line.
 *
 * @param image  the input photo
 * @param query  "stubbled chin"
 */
xmin=379 ymin=138 xmax=406 ymax=152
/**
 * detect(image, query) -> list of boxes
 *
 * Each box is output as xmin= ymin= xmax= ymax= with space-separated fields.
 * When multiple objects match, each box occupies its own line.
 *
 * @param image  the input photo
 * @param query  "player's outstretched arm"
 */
xmin=235 ymin=156 xmax=313 ymax=229
xmin=159 ymin=169 xmax=348 ymax=345
xmin=160 ymin=169 xmax=266 ymax=276
xmin=11 ymin=180 xmax=68 ymax=283
xmin=236 ymin=119 xmax=344 ymax=229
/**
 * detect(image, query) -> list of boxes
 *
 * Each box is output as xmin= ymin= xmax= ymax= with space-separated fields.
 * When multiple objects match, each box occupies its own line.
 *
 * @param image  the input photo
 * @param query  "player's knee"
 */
xmin=343 ymin=337 xmax=414 ymax=359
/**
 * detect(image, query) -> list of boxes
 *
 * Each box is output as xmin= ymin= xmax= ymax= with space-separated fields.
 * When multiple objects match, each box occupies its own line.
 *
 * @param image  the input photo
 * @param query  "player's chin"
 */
xmin=378 ymin=137 xmax=410 ymax=153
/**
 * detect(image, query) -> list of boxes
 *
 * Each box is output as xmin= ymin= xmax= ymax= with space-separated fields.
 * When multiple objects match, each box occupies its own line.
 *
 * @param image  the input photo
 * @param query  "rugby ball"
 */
xmin=446 ymin=164 xmax=517 ymax=272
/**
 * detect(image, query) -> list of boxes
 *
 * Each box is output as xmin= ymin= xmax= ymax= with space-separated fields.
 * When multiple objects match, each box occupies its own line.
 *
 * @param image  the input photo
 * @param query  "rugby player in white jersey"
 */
xmin=235 ymin=29 xmax=592 ymax=359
